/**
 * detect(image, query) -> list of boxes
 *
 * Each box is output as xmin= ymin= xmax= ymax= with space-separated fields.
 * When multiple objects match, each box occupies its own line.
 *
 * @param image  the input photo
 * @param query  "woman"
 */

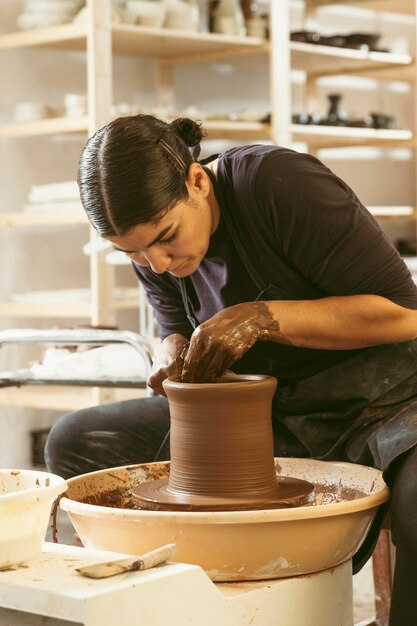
xmin=47 ymin=114 xmax=417 ymax=625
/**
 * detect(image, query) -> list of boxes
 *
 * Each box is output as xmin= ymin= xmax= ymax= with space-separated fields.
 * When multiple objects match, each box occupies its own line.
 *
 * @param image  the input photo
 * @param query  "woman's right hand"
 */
xmin=147 ymin=333 xmax=189 ymax=396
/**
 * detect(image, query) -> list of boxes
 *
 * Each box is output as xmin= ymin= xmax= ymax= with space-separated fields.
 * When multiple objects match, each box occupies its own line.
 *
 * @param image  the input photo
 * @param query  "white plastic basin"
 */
xmin=60 ymin=458 xmax=389 ymax=581
xmin=0 ymin=469 xmax=67 ymax=569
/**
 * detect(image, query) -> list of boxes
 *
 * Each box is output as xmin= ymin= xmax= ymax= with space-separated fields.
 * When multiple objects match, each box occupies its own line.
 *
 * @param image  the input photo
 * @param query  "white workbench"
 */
xmin=0 ymin=543 xmax=353 ymax=626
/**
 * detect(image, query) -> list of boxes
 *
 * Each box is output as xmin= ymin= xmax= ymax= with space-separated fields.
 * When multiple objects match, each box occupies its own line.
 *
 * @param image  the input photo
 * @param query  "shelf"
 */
xmin=291 ymin=124 xmax=414 ymax=147
xmin=0 ymin=116 xmax=88 ymax=138
xmin=0 ymin=22 xmax=87 ymax=51
xmin=369 ymin=206 xmax=416 ymax=219
xmin=0 ymin=297 xmax=139 ymax=319
xmin=111 ymin=24 xmax=267 ymax=60
xmin=290 ymin=41 xmax=414 ymax=79
xmin=307 ymin=0 xmax=415 ymax=15
xmin=0 ymin=22 xmax=267 ymax=60
xmin=2 ymin=117 xmax=412 ymax=145
xmin=2 ymin=21 xmax=414 ymax=74
xmin=0 ymin=385 xmax=146 ymax=411
xmin=0 ymin=211 xmax=88 ymax=227
xmin=203 ymin=119 xmax=271 ymax=140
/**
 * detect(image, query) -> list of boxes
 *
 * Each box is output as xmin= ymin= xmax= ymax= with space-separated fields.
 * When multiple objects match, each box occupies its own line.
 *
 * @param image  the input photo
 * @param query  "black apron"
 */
xmin=179 ymin=166 xmax=417 ymax=569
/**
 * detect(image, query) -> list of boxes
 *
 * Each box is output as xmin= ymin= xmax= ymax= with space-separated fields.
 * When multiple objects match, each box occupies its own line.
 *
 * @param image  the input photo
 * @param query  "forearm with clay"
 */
xmin=181 ymin=295 xmax=417 ymax=383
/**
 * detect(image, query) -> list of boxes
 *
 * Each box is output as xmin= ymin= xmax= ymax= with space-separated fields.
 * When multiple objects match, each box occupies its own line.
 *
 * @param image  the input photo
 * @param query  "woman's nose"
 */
xmin=135 ymin=250 xmax=171 ymax=274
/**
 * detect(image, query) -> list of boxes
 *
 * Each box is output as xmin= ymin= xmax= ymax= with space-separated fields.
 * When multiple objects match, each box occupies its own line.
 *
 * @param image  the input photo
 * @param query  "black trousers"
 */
xmin=45 ymin=395 xmax=417 ymax=626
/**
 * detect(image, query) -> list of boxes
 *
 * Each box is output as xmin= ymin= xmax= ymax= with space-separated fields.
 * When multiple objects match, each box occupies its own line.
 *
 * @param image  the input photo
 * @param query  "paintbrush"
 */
xmin=75 ymin=543 xmax=176 ymax=579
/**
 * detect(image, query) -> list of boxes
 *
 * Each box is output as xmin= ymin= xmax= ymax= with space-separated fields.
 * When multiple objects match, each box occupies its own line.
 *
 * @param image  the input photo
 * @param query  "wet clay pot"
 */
xmin=132 ymin=374 xmax=313 ymax=511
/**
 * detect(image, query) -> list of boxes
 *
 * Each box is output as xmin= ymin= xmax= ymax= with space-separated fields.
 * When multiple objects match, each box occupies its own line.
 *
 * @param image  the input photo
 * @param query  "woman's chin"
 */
xmin=168 ymin=263 xmax=192 ymax=278
xmin=169 ymin=260 xmax=196 ymax=277
xmin=170 ymin=267 xmax=191 ymax=277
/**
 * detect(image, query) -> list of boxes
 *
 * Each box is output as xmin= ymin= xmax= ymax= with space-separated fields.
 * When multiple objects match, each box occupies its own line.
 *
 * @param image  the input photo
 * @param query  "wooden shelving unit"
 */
xmin=268 ymin=0 xmax=417 ymax=235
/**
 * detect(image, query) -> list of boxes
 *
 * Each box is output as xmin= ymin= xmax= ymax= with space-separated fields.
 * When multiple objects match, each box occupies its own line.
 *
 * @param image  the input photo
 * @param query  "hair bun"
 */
xmin=169 ymin=117 xmax=207 ymax=147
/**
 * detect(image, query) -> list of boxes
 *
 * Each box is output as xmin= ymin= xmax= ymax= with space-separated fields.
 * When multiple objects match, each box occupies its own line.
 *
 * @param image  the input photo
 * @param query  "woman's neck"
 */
xmin=205 ymin=160 xmax=220 ymax=234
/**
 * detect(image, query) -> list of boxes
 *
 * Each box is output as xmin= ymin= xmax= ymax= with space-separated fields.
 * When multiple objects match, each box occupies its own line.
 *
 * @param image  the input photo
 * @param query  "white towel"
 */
xmin=30 ymin=344 xmax=149 ymax=381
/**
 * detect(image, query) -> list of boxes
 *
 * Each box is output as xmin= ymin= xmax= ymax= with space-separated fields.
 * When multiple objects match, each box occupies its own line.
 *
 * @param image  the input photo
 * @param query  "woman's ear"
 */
xmin=186 ymin=163 xmax=210 ymax=198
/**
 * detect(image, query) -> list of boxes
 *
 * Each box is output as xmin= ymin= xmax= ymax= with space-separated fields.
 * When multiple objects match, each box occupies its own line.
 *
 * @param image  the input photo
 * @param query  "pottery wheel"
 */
xmin=132 ymin=474 xmax=314 ymax=511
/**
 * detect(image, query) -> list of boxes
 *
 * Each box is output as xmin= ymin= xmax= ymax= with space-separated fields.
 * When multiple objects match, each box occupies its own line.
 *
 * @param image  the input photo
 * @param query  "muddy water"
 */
xmin=80 ymin=481 xmax=367 ymax=510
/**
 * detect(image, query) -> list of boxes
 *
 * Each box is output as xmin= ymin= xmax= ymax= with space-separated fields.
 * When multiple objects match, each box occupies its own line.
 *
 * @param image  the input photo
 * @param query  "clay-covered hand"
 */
xmin=148 ymin=333 xmax=189 ymax=395
xmin=181 ymin=302 xmax=279 ymax=383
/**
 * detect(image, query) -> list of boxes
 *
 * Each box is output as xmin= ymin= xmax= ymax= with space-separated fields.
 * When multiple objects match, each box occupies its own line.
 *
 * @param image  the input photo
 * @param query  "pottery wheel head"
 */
xmin=132 ymin=474 xmax=315 ymax=512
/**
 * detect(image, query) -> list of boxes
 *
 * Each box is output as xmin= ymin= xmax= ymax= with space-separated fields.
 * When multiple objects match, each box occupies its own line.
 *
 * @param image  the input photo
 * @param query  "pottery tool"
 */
xmin=75 ymin=543 xmax=176 ymax=579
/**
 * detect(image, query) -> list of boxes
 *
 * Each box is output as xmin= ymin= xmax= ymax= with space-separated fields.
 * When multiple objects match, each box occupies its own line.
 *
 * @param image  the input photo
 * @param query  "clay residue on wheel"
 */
xmin=80 ymin=487 xmax=133 ymax=509
xmin=78 ymin=481 xmax=366 ymax=511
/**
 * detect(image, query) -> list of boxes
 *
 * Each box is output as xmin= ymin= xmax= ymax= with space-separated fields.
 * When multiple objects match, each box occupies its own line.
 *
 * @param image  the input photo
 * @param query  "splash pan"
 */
xmin=60 ymin=458 xmax=388 ymax=581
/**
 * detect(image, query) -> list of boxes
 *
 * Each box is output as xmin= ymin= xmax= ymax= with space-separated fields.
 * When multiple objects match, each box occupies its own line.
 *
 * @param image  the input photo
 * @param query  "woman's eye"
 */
xmin=160 ymin=233 xmax=177 ymax=245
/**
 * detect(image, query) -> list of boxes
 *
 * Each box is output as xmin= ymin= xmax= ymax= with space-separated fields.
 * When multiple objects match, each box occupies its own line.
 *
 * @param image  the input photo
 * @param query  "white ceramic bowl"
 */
xmin=60 ymin=458 xmax=388 ymax=581
xmin=14 ymin=101 xmax=52 ymax=122
xmin=0 ymin=469 xmax=67 ymax=569
xmin=23 ymin=0 xmax=79 ymax=13
xmin=17 ymin=13 xmax=73 ymax=29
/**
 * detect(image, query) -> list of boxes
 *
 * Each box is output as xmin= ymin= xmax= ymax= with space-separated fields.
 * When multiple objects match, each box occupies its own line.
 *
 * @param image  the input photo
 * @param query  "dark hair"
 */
xmin=77 ymin=114 xmax=207 ymax=236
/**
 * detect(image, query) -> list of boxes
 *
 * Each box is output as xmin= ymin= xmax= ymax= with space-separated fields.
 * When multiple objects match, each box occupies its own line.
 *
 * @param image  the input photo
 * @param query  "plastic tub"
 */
xmin=0 ymin=469 xmax=67 ymax=569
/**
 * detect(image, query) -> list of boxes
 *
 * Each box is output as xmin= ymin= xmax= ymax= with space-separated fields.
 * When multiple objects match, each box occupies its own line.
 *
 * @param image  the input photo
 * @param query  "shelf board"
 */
xmin=291 ymin=124 xmax=414 ymax=147
xmin=0 ymin=22 xmax=87 ymax=51
xmin=1 ymin=21 xmax=413 ymax=78
xmin=0 ymin=385 xmax=146 ymax=411
xmin=0 ymin=211 xmax=88 ymax=227
xmin=0 ymin=296 xmax=139 ymax=318
xmin=1 ymin=118 xmax=409 ymax=150
xmin=2 ymin=117 xmax=410 ymax=145
xmin=0 ymin=301 xmax=93 ymax=318
xmin=368 ymin=206 xmax=416 ymax=219
xmin=111 ymin=24 xmax=267 ymax=59
xmin=0 ymin=22 xmax=267 ymax=60
xmin=307 ymin=0 xmax=415 ymax=15
xmin=203 ymin=119 xmax=271 ymax=140
xmin=291 ymin=41 xmax=414 ymax=79
xmin=0 ymin=116 xmax=88 ymax=138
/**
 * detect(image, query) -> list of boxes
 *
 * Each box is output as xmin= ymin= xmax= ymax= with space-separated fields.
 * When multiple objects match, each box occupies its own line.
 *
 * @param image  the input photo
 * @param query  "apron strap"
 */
xmin=179 ymin=277 xmax=197 ymax=330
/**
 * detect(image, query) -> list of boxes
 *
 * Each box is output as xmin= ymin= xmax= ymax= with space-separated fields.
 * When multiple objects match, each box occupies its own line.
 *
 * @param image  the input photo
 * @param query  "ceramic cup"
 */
xmin=245 ymin=17 xmax=267 ymax=38
xmin=213 ymin=15 xmax=245 ymax=36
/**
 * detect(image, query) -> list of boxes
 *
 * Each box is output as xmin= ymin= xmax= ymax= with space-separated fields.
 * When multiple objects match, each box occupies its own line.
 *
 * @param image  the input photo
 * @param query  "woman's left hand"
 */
xmin=181 ymin=302 xmax=279 ymax=383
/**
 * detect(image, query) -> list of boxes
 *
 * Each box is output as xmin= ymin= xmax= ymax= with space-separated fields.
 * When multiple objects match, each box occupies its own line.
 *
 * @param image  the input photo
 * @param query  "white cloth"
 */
xmin=30 ymin=344 xmax=149 ymax=381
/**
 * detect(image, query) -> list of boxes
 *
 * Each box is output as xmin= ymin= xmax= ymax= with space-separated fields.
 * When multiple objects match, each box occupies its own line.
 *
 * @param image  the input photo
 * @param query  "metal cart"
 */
xmin=0 ymin=328 xmax=154 ymax=395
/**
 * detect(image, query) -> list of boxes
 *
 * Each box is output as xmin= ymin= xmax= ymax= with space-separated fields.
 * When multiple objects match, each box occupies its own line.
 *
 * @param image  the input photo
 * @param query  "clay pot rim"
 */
xmin=163 ymin=373 xmax=277 ymax=390
xmin=60 ymin=459 xmax=389 ymax=523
